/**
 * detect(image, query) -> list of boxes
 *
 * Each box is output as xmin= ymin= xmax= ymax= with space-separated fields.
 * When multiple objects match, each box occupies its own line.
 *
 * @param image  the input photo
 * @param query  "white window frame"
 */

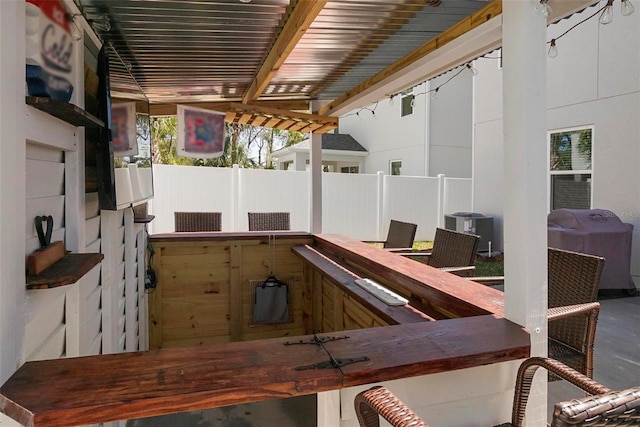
xmin=390 ymin=160 xmax=402 ymax=176
xmin=547 ymin=125 xmax=594 ymax=212
xmin=400 ymin=89 xmax=413 ymax=117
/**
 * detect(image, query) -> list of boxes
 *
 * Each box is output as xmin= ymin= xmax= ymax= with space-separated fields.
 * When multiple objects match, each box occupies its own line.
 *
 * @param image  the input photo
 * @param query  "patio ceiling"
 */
xmin=74 ymin=0 xmax=594 ymax=132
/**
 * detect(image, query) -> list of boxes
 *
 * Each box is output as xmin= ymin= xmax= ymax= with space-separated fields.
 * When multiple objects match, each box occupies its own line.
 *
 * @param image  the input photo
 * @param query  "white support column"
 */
xmin=503 ymin=1 xmax=548 ymax=424
xmin=294 ymin=152 xmax=306 ymax=171
xmin=0 ymin=0 xmax=27 ymax=384
xmin=310 ymin=133 xmax=323 ymax=233
xmin=376 ymin=171 xmax=385 ymax=241
xmin=232 ymin=164 xmax=240 ymax=231
xmin=436 ymin=173 xmax=445 ymax=228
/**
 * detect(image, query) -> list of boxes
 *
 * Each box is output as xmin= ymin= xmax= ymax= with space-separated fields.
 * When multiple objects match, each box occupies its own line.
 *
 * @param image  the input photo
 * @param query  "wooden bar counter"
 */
xmin=0 ymin=232 xmax=529 ymax=427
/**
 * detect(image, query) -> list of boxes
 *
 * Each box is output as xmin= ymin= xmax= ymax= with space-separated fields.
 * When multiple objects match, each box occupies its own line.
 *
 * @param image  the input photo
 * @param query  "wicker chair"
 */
xmin=363 ymin=220 xmax=418 ymax=252
xmin=547 ymin=247 xmax=604 ymax=379
xmin=248 ymin=212 xmax=290 ymax=231
xmin=398 ymin=228 xmax=480 ymax=276
xmin=354 ymin=357 xmax=640 ymax=427
xmin=471 ymin=247 xmax=604 ymax=378
xmin=382 ymin=219 xmax=417 ymax=250
xmin=174 ymin=211 xmax=222 ymax=232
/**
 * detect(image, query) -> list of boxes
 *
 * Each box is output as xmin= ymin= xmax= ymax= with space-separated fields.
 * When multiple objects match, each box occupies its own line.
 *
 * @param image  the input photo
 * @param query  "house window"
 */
xmin=390 ymin=160 xmax=402 ymax=176
xmin=400 ymin=89 xmax=413 ymax=117
xmin=340 ymin=166 xmax=359 ymax=174
xmin=549 ymin=127 xmax=593 ymax=210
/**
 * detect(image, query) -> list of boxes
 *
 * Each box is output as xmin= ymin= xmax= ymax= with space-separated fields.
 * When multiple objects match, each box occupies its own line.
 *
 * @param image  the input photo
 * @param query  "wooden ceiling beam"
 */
xmin=241 ymin=0 xmax=328 ymax=104
xmin=227 ymin=103 xmax=337 ymax=127
xmin=148 ymin=100 xmax=310 ymax=117
xmin=250 ymin=116 xmax=268 ymax=127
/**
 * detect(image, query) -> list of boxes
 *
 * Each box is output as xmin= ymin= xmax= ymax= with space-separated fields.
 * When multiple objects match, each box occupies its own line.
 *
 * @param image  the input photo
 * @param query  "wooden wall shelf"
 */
xmin=134 ymin=215 xmax=155 ymax=224
xmin=26 ymin=253 xmax=104 ymax=290
xmin=26 ymin=96 xmax=104 ymax=128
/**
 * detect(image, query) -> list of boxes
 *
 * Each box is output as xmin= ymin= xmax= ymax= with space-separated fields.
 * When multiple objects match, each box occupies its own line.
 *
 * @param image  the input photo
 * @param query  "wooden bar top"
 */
xmin=0 ymin=317 xmax=528 ymax=427
xmin=313 ymin=234 xmax=506 ymax=318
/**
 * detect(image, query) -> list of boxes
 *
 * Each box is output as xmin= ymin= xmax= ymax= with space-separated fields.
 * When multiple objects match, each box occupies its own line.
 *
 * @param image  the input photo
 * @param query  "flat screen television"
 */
xmin=85 ymin=43 xmax=117 ymax=210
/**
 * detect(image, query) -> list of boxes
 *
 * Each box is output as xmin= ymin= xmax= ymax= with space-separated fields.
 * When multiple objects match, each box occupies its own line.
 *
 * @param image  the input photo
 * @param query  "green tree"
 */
xmin=150 ymin=117 xmax=257 ymax=168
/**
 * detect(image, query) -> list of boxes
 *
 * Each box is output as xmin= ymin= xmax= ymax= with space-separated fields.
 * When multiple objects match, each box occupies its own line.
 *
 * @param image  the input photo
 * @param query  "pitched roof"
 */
xmin=271 ymin=133 xmax=367 ymax=156
xmin=320 ymin=134 xmax=367 ymax=152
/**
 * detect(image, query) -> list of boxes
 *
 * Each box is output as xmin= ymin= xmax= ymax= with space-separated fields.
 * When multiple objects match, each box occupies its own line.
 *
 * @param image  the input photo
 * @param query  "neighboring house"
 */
xmin=472 ymin=4 xmax=640 ymax=285
xmin=339 ymin=75 xmax=473 ymax=178
xmin=270 ymin=133 xmax=368 ymax=173
xmin=338 ymin=3 xmax=640 ymax=291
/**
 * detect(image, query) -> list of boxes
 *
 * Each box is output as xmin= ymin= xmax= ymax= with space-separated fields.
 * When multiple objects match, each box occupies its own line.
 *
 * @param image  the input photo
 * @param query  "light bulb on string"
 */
xmin=466 ymin=63 xmax=478 ymax=76
xmin=599 ymin=0 xmax=614 ymax=24
xmin=388 ymin=95 xmax=395 ymax=106
xmin=548 ymin=39 xmax=558 ymax=58
xmin=430 ymin=88 xmax=439 ymax=100
xmin=536 ymin=0 xmax=552 ymax=17
xmin=621 ymin=0 xmax=635 ymax=16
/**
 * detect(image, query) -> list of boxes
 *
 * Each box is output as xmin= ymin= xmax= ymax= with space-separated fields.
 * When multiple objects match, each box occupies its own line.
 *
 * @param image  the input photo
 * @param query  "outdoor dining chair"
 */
xmin=471 ymin=247 xmax=604 ymax=379
xmin=379 ymin=219 xmax=418 ymax=252
xmin=248 ymin=212 xmax=290 ymax=231
xmin=174 ymin=211 xmax=222 ymax=232
xmin=354 ymin=357 xmax=640 ymax=427
xmin=398 ymin=227 xmax=479 ymax=276
xmin=364 ymin=220 xmax=418 ymax=252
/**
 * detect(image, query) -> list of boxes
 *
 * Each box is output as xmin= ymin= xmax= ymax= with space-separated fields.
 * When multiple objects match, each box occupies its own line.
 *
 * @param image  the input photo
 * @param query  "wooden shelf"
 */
xmin=26 ymin=96 xmax=104 ymax=128
xmin=134 ymin=215 xmax=155 ymax=224
xmin=26 ymin=253 xmax=104 ymax=290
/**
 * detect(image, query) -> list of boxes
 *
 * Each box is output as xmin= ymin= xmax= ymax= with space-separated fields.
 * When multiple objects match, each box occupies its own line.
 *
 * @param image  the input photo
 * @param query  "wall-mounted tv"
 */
xmin=85 ymin=42 xmax=117 ymax=210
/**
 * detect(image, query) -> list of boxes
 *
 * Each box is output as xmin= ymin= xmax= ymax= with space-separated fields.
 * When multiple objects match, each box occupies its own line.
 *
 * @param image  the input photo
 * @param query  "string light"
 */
xmin=599 ymin=0 xmax=614 ymax=24
xmin=536 ymin=0 xmax=552 ymax=17
xmin=345 ymin=60 xmax=479 ymax=118
xmin=548 ymin=39 xmax=558 ymax=58
xmin=547 ymin=0 xmax=633 ymax=58
xmin=621 ymin=0 xmax=635 ymax=15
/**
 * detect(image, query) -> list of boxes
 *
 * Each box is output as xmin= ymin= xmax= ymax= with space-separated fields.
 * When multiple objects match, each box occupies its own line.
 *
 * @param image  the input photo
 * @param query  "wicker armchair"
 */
xmin=174 ymin=211 xmax=222 ymax=232
xmin=354 ymin=357 xmax=640 ymax=427
xmin=547 ymin=247 xmax=604 ymax=379
xmin=398 ymin=228 xmax=479 ymax=276
xmin=471 ymin=248 xmax=604 ymax=378
xmin=248 ymin=212 xmax=290 ymax=231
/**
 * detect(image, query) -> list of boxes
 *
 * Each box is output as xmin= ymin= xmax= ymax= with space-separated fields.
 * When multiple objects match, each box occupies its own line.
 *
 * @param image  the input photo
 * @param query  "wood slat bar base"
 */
xmin=0 ymin=317 xmax=529 ymax=427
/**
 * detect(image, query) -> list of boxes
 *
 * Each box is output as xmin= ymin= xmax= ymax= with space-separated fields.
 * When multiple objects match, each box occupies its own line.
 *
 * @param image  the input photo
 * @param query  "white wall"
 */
xmin=0 ymin=3 xmax=149 ymax=413
xmin=0 ymin=0 xmax=27 ymax=385
xmin=339 ymin=83 xmax=429 ymax=177
xmin=472 ymin=2 xmax=640 ymax=282
xmin=429 ymin=70 xmax=473 ymax=178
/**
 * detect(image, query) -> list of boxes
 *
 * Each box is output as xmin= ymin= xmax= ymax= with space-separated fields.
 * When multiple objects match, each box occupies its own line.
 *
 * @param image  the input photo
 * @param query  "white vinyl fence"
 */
xmin=148 ymin=165 xmax=472 ymax=242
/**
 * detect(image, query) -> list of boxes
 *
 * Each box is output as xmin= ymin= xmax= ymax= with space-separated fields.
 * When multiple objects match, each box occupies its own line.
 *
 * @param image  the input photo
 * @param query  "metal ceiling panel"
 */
xmin=76 ymin=0 xmax=491 ymax=108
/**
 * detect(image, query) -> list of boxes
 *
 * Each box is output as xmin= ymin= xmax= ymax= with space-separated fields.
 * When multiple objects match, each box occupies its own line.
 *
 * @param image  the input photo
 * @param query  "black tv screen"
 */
xmin=86 ymin=43 xmax=117 ymax=210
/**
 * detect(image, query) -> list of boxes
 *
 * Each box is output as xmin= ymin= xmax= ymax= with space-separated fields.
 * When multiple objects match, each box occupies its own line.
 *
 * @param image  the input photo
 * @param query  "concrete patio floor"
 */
xmin=128 ymin=293 xmax=639 ymax=427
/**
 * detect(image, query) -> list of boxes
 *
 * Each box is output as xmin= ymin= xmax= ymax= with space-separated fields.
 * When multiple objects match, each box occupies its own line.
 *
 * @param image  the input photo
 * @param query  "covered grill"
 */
xmin=548 ymin=209 xmax=635 ymax=292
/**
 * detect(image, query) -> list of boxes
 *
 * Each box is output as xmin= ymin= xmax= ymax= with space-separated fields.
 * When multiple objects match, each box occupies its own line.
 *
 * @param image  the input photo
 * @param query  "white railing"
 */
xmin=148 ymin=165 xmax=472 ymax=241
